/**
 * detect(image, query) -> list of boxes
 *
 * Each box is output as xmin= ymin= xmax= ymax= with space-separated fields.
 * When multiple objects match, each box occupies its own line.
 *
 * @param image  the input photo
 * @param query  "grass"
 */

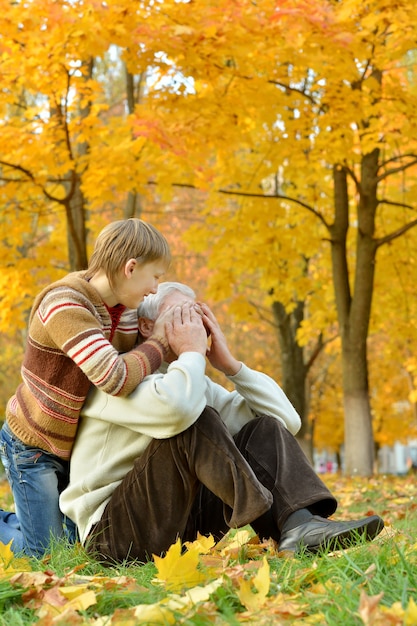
xmin=0 ymin=473 xmax=416 ymax=624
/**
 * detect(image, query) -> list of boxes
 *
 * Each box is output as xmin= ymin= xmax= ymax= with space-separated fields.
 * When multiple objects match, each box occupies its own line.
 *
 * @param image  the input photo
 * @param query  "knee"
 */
xmin=242 ymin=415 xmax=287 ymax=436
xmin=234 ymin=415 xmax=290 ymax=450
xmin=192 ymin=406 xmax=235 ymax=443
xmin=196 ymin=406 xmax=223 ymax=426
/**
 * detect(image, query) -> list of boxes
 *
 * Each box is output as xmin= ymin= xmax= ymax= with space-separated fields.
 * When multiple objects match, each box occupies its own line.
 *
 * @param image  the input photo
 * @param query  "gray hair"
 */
xmin=138 ymin=282 xmax=196 ymax=320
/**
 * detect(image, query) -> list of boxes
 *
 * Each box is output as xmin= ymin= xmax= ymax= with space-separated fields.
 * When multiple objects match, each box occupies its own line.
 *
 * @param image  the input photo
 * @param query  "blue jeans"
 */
xmin=0 ymin=422 xmax=76 ymax=556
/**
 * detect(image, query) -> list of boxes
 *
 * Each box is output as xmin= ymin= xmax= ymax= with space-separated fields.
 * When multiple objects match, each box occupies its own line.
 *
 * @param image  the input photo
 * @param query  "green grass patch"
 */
xmin=0 ymin=474 xmax=415 ymax=624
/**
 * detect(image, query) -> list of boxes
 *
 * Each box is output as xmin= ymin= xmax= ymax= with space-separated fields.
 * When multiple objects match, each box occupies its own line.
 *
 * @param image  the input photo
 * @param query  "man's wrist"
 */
xmin=224 ymin=360 xmax=242 ymax=377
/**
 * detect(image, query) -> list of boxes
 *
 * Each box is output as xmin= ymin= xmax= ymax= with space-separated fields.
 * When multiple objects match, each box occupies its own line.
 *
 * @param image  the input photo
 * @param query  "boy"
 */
xmin=0 ymin=218 xmax=171 ymax=556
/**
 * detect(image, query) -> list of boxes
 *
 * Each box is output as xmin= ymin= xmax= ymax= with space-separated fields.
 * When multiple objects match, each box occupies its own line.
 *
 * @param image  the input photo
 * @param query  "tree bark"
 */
xmin=64 ymin=175 xmax=88 ymax=270
xmin=330 ymin=152 xmax=379 ymax=476
xmin=272 ymin=299 xmax=314 ymax=462
xmin=62 ymin=59 xmax=94 ymax=270
xmin=124 ymin=66 xmax=144 ymax=219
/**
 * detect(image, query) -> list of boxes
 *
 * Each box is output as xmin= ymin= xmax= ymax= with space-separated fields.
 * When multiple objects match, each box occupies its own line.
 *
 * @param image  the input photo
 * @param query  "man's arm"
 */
xmin=198 ymin=302 xmax=242 ymax=376
xmin=199 ymin=302 xmax=302 ymax=436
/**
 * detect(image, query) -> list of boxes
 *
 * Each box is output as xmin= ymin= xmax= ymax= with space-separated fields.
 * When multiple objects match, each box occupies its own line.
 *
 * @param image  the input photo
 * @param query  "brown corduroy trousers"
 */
xmin=86 ymin=408 xmax=337 ymax=564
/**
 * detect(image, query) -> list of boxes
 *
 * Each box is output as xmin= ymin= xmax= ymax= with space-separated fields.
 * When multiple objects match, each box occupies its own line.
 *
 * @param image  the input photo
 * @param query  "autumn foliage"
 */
xmin=1 ymin=0 xmax=417 ymax=471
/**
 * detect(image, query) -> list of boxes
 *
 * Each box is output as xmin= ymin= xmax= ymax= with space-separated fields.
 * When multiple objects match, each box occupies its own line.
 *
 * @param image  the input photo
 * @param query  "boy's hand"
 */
xmin=166 ymin=303 xmax=208 ymax=357
xmin=151 ymin=304 xmax=175 ymax=342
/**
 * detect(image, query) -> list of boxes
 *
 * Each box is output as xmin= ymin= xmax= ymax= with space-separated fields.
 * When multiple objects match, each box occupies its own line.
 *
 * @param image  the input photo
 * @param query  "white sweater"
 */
xmin=60 ymin=352 xmax=301 ymax=542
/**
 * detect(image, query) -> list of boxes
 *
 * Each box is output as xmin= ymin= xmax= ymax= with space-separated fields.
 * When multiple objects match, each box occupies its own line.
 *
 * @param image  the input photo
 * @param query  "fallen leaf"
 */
xmin=153 ymin=538 xmax=206 ymax=591
xmin=0 ymin=541 xmax=32 ymax=575
xmin=405 ymin=596 xmax=417 ymax=626
xmin=358 ymin=590 xmax=385 ymax=625
xmin=236 ymin=557 xmax=270 ymax=611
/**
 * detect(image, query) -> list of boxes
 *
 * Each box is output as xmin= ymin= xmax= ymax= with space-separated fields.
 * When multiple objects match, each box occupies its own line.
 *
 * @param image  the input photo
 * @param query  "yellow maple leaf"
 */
xmin=405 ymin=596 xmax=417 ymax=626
xmin=236 ymin=556 xmax=270 ymax=612
xmin=0 ymin=541 xmax=31 ymax=575
xmin=184 ymin=532 xmax=215 ymax=554
xmin=153 ymin=539 xmax=206 ymax=592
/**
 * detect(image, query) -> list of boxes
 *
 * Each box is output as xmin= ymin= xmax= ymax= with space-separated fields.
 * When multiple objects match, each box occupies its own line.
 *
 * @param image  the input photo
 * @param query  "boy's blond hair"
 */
xmin=86 ymin=218 xmax=171 ymax=287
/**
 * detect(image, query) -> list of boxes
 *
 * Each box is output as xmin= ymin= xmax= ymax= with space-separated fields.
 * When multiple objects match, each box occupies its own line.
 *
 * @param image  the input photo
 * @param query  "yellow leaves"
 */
xmin=59 ymin=531 xmax=252 ymax=623
xmin=184 ymin=532 xmax=216 ymax=554
xmin=132 ymin=579 xmax=224 ymax=624
xmin=150 ymin=532 xmax=280 ymax=622
xmin=132 ymin=602 xmax=177 ymax=624
xmin=10 ymin=570 xmax=98 ymax=621
xmin=0 ymin=473 xmax=416 ymax=625
xmin=236 ymin=556 xmax=270 ymax=612
xmin=172 ymin=25 xmax=194 ymax=37
xmin=0 ymin=541 xmax=31 ymax=576
xmin=405 ymin=596 xmax=417 ymax=626
xmin=36 ymin=585 xmax=97 ymax=620
xmin=153 ymin=534 xmax=215 ymax=591
xmin=7 ymin=567 xmax=143 ymax=623
xmin=217 ymin=528 xmax=254 ymax=557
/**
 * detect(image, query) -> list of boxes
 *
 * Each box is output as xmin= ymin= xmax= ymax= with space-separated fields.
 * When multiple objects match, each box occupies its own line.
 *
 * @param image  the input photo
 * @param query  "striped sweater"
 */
xmin=5 ymin=271 xmax=168 ymax=460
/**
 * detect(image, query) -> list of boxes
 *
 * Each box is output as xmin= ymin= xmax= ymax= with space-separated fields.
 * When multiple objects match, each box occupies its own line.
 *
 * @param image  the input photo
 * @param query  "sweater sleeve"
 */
xmin=34 ymin=286 xmax=168 ymax=396
xmin=205 ymin=363 xmax=301 ymax=436
xmin=81 ymin=352 xmax=208 ymax=437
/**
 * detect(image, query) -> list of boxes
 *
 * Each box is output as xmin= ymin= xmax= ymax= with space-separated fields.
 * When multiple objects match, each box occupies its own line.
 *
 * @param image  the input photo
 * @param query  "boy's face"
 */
xmin=115 ymin=259 xmax=167 ymax=309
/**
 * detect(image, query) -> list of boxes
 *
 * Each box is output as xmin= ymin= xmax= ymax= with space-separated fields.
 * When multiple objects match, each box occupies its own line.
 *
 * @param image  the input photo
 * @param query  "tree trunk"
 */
xmin=342 ymin=341 xmax=375 ymax=476
xmin=61 ymin=59 xmax=94 ymax=270
xmin=64 ymin=176 xmax=88 ymax=270
xmin=331 ymin=151 xmax=379 ymax=476
xmin=124 ymin=66 xmax=144 ymax=219
xmin=272 ymin=299 xmax=313 ymax=462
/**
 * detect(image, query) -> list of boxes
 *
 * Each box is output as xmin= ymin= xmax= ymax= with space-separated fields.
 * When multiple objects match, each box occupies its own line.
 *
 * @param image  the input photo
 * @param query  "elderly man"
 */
xmin=60 ymin=282 xmax=383 ymax=563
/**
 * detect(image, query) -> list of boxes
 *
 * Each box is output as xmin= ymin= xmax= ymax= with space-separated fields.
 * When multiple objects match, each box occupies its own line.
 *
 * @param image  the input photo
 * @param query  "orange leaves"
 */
xmin=13 ymin=571 xmax=97 ymax=621
xmin=358 ymin=592 xmax=417 ymax=626
xmin=0 ymin=544 xmax=97 ymax=621
xmin=4 ymin=563 xmax=144 ymax=624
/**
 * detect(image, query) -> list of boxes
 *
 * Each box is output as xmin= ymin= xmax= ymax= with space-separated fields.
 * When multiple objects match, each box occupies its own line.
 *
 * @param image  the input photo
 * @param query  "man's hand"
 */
xmin=198 ymin=303 xmax=241 ymax=376
xmin=165 ymin=302 xmax=208 ymax=357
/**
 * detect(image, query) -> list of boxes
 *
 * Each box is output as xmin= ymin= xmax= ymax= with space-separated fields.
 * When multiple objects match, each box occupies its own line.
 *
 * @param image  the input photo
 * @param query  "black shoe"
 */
xmin=278 ymin=514 xmax=384 ymax=555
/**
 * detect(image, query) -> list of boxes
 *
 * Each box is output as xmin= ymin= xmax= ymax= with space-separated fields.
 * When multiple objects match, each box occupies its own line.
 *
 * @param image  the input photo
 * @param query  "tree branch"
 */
xmin=0 ymin=160 xmax=63 ymax=203
xmin=377 ymin=156 xmax=417 ymax=182
xmin=377 ymin=198 xmax=417 ymax=213
xmin=266 ymin=78 xmax=319 ymax=107
xmin=216 ymin=189 xmax=331 ymax=229
xmin=375 ymin=217 xmax=417 ymax=247
xmin=145 ymin=180 xmax=331 ymax=228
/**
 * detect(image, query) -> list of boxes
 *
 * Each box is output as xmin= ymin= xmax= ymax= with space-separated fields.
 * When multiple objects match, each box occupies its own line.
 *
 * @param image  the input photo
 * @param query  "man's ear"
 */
xmin=138 ymin=317 xmax=155 ymax=337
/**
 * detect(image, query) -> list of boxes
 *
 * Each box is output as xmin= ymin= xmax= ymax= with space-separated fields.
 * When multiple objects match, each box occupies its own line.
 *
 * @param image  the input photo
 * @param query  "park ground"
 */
xmin=0 ymin=472 xmax=416 ymax=625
